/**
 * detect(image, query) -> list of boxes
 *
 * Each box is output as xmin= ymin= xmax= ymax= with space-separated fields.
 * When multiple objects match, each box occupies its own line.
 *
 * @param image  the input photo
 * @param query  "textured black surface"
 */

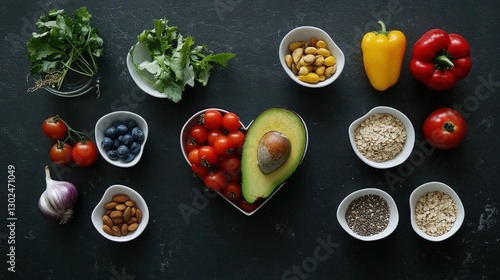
xmin=1 ymin=0 xmax=499 ymax=279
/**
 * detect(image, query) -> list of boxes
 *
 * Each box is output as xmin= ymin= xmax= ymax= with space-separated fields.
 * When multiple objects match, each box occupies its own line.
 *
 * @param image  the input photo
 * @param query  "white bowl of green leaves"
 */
xmin=126 ymin=18 xmax=236 ymax=103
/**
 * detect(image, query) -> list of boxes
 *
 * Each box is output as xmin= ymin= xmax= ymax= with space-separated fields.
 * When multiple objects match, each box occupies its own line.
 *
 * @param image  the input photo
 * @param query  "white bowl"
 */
xmin=409 ymin=181 xmax=465 ymax=242
xmin=348 ymin=106 xmax=415 ymax=169
xmin=95 ymin=111 xmax=149 ymax=168
xmin=91 ymin=184 xmax=149 ymax=242
xmin=279 ymin=26 xmax=345 ymax=88
xmin=127 ymin=42 xmax=168 ymax=98
xmin=337 ymin=188 xmax=399 ymax=241
xmin=180 ymin=108 xmax=308 ymax=216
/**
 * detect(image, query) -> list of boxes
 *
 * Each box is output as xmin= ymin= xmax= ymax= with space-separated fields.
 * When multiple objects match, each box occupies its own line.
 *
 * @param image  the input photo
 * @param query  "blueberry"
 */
xmin=112 ymin=120 xmax=124 ymax=128
xmin=117 ymin=145 xmax=130 ymax=158
xmin=113 ymin=138 xmax=121 ymax=149
xmin=131 ymin=127 xmax=145 ymax=142
xmin=101 ymin=137 xmax=114 ymax=150
xmin=121 ymin=134 xmax=134 ymax=146
xmin=123 ymin=153 xmax=136 ymax=163
xmin=106 ymin=150 xmax=119 ymax=161
xmin=104 ymin=127 xmax=118 ymax=138
xmin=118 ymin=135 xmax=123 ymax=142
xmin=125 ymin=119 xmax=138 ymax=130
xmin=116 ymin=124 xmax=128 ymax=135
xmin=130 ymin=142 xmax=141 ymax=154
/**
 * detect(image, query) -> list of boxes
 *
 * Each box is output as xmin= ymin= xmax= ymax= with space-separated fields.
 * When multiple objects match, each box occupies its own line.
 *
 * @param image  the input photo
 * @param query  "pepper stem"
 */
xmin=376 ymin=21 xmax=389 ymax=35
xmin=442 ymin=122 xmax=456 ymax=132
xmin=434 ymin=51 xmax=455 ymax=70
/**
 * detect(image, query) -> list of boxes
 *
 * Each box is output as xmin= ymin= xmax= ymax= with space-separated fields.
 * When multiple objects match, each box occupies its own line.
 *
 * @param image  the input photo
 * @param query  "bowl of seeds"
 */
xmin=409 ymin=181 xmax=465 ymax=242
xmin=337 ymin=188 xmax=399 ymax=241
xmin=348 ymin=106 xmax=415 ymax=169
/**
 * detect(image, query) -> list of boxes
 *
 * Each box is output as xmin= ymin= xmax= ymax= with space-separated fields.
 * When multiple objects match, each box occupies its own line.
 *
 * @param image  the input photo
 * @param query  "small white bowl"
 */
xmin=91 ymin=184 xmax=149 ymax=242
xmin=279 ymin=26 xmax=345 ymax=88
xmin=409 ymin=181 xmax=465 ymax=242
xmin=180 ymin=108 xmax=309 ymax=216
xmin=95 ymin=111 xmax=149 ymax=168
xmin=348 ymin=106 xmax=415 ymax=169
xmin=127 ymin=42 xmax=168 ymax=98
xmin=337 ymin=188 xmax=399 ymax=241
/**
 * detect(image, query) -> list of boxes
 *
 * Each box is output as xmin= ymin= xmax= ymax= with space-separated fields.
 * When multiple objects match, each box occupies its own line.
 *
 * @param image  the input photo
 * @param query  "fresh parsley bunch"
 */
xmin=27 ymin=7 xmax=103 ymax=91
xmin=130 ymin=18 xmax=236 ymax=102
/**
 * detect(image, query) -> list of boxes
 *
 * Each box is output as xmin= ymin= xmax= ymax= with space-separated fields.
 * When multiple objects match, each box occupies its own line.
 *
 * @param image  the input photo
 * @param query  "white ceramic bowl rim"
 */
xmin=409 ymin=181 xmax=465 ymax=242
xmin=279 ymin=26 xmax=345 ymax=88
xmin=91 ymin=184 xmax=149 ymax=242
xmin=95 ymin=111 xmax=149 ymax=168
xmin=336 ymin=188 xmax=399 ymax=241
xmin=348 ymin=106 xmax=415 ymax=169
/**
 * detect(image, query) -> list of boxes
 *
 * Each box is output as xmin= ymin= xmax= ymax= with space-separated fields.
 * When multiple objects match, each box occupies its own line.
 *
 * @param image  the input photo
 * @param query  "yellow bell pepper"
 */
xmin=361 ymin=21 xmax=406 ymax=91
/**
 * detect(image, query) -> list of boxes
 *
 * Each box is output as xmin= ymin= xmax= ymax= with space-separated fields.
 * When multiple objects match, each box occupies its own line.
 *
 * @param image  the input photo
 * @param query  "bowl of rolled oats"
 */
xmin=348 ymin=106 xmax=415 ymax=169
xmin=409 ymin=181 xmax=465 ymax=242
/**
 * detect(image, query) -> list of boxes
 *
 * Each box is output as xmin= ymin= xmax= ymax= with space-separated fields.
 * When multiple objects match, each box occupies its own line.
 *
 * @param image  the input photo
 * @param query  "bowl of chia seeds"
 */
xmin=337 ymin=188 xmax=399 ymax=241
xmin=348 ymin=106 xmax=415 ymax=169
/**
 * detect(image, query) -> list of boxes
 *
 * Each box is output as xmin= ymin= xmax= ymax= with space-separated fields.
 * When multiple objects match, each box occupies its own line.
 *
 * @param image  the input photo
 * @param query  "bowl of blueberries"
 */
xmin=95 ymin=111 xmax=148 ymax=168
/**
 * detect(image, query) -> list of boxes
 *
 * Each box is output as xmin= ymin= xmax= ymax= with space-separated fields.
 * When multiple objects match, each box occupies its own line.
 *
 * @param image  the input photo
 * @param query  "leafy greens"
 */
xmin=130 ymin=18 xmax=236 ymax=102
xmin=27 ymin=7 xmax=103 ymax=91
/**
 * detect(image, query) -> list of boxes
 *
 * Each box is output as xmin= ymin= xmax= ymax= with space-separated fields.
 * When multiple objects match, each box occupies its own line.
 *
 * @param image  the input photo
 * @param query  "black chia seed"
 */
xmin=345 ymin=194 xmax=390 ymax=236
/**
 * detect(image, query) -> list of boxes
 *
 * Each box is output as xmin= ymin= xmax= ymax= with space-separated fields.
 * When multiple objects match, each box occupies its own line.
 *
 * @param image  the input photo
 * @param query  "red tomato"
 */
xmin=222 ymin=112 xmax=241 ymax=131
xmin=190 ymin=125 xmax=208 ymax=144
xmin=204 ymin=170 xmax=229 ymax=192
xmin=187 ymin=148 xmax=201 ymax=165
xmin=423 ymin=108 xmax=467 ymax=150
xmin=203 ymin=110 xmax=223 ymax=130
xmin=213 ymin=135 xmax=234 ymax=155
xmin=227 ymin=130 xmax=245 ymax=150
xmin=71 ymin=140 xmax=98 ymax=167
xmin=198 ymin=145 xmax=219 ymax=166
xmin=207 ymin=129 xmax=223 ymax=146
xmin=223 ymin=182 xmax=242 ymax=202
xmin=219 ymin=155 xmax=241 ymax=176
xmin=49 ymin=142 xmax=72 ymax=164
xmin=42 ymin=116 xmax=67 ymax=140
xmin=238 ymin=199 xmax=259 ymax=213
xmin=184 ymin=139 xmax=200 ymax=154
xmin=191 ymin=163 xmax=209 ymax=179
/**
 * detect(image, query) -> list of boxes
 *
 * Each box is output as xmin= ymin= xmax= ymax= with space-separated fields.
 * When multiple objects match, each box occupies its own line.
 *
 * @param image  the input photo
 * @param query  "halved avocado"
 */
xmin=241 ymin=108 xmax=308 ymax=203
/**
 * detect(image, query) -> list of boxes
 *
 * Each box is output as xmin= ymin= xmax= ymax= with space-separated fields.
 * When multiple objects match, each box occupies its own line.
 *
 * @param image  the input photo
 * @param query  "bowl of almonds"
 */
xmin=91 ymin=184 xmax=149 ymax=242
xmin=348 ymin=106 xmax=415 ymax=169
xmin=279 ymin=26 xmax=345 ymax=88
xmin=409 ymin=181 xmax=465 ymax=242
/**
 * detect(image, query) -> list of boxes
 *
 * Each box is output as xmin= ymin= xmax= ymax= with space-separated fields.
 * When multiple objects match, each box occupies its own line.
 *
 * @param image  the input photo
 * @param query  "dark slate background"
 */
xmin=1 ymin=0 xmax=499 ymax=279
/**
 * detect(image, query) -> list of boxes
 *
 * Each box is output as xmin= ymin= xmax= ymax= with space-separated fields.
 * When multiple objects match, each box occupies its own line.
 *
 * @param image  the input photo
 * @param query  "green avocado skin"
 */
xmin=241 ymin=108 xmax=307 ymax=204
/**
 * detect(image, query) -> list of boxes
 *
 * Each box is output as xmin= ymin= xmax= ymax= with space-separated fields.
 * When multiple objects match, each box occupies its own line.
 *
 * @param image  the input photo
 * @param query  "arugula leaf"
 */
xmin=26 ymin=6 xmax=103 ymax=91
xmin=130 ymin=17 xmax=236 ymax=102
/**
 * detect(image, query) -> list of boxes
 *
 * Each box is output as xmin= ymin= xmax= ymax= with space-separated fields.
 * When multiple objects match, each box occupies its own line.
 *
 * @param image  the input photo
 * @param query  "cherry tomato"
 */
xmin=191 ymin=163 xmax=209 ymax=179
xmin=198 ymin=145 xmax=219 ymax=166
xmin=223 ymin=182 xmax=242 ymax=202
xmin=204 ymin=170 xmax=229 ymax=192
xmin=213 ymin=135 xmax=234 ymax=155
xmin=71 ymin=140 xmax=98 ymax=167
xmin=227 ymin=130 xmax=245 ymax=150
xmin=203 ymin=110 xmax=223 ymax=130
xmin=219 ymin=155 xmax=241 ymax=176
xmin=238 ymin=199 xmax=260 ymax=213
xmin=423 ymin=108 xmax=467 ymax=150
xmin=42 ymin=116 xmax=67 ymax=140
xmin=187 ymin=148 xmax=201 ymax=165
xmin=185 ymin=139 xmax=200 ymax=154
xmin=190 ymin=125 xmax=208 ymax=144
xmin=222 ymin=112 xmax=241 ymax=132
xmin=49 ymin=142 xmax=72 ymax=164
xmin=207 ymin=129 xmax=223 ymax=146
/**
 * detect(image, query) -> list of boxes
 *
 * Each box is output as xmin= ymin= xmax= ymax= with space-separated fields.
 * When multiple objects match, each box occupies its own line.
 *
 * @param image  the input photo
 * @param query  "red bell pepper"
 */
xmin=410 ymin=29 xmax=471 ymax=91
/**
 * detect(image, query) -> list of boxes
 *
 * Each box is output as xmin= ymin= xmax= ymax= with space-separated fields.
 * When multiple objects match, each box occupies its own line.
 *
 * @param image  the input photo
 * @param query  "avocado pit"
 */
xmin=257 ymin=131 xmax=291 ymax=174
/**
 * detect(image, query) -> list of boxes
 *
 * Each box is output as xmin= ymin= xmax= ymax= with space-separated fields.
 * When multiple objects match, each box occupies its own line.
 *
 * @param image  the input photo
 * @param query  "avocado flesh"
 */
xmin=241 ymin=108 xmax=307 ymax=203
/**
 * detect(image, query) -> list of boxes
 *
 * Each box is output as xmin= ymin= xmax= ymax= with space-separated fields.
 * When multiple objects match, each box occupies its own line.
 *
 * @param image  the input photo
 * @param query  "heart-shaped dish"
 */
xmin=180 ymin=108 xmax=308 ymax=216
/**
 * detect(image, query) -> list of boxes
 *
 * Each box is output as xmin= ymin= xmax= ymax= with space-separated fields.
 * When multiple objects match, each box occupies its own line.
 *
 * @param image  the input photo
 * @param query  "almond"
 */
xmin=126 ymin=217 xmax=137 ymax=225
xmin=102 ymin=215 xmax=113 ymax=228
xmin=135 ymin=208 xmax=142 ymax=223
xmin=125 ymin=200 xmax=135 ymax=207
xmin=112 ymin=225 xmax=121 ymax=236
xmin=110 ymin=210 xmax=123 ymax=219
xmin=115 ymin=204 xmax=127 ymax=211
xmin=104 ymin=202 xmax=118 ymax=210
xmin=121 ymin=223 xmax=128 ymax=236
xmin=128 ymin=223 xmax=139 ymax=232
xmin=112 ymin=194 xmax=130 ymax=203
xmin=123 ymin=206 xmax=132 ymax=222
xmin=112 ymin=217 xmax=124 ymax=224
xmin=102 ymin=225 xmax=113 ymax=236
